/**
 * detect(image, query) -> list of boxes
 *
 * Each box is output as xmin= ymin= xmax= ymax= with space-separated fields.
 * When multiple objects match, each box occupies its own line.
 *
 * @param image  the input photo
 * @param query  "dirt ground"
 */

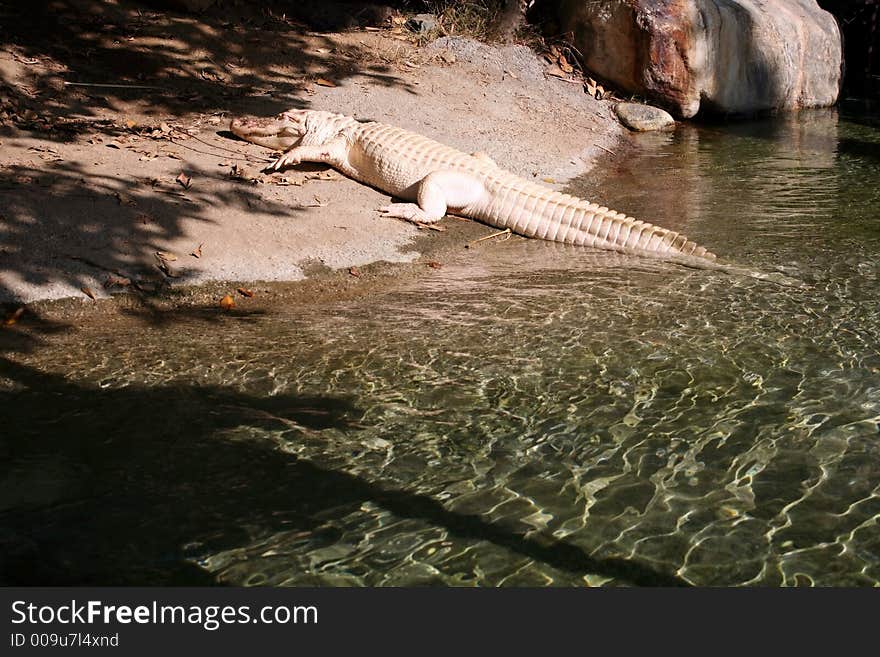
xmin=0 ymin=0 xmax=624 ymax=308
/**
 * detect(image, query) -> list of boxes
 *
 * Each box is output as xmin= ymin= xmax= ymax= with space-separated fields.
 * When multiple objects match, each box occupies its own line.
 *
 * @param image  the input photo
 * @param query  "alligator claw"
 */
xmin=270 ymin=152 xmax=301 ymax=171
xmin=378 ymin=203 xmax=438 ymax=225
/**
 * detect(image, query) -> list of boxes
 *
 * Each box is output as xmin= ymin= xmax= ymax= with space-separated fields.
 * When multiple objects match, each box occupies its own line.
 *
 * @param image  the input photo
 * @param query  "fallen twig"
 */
xmin=63 ymin=82 xmax=165 ymax=90
xmin=415 ymin=222 xmax=447 ymax=232
xmin=170 ymin=127 xmax=271 ymax=163
xmin=465 ymin=227 xmax=511 ymax=248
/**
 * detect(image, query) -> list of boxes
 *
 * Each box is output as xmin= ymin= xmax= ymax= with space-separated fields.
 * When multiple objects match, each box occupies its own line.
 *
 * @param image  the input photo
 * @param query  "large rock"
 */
xmin=556 ymin=0 xmax=843 ymax=118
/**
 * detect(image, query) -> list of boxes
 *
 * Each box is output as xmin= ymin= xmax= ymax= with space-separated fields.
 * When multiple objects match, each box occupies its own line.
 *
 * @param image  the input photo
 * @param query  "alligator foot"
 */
xmin=269 ymin=150 xmax=302 ymax=171
xmin=378 ymin=203 xmax=443 ymax=225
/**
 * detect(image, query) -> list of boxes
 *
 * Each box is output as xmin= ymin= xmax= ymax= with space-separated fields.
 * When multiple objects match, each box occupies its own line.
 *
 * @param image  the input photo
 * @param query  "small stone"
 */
xmin=614 ymin=103 xmax=675 ymax=131
xmin=406 ymin=13 xmax=438 ymax=35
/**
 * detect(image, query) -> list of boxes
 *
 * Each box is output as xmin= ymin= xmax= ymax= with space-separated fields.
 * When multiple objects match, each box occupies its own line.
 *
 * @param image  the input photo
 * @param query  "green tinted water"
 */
xmin=2 ymin=106 xmax=879 ymax=586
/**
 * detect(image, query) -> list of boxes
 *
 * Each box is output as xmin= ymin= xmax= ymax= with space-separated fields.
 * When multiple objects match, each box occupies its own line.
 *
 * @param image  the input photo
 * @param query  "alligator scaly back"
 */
xmin=230 ymin=109 xmax=804 ymax=287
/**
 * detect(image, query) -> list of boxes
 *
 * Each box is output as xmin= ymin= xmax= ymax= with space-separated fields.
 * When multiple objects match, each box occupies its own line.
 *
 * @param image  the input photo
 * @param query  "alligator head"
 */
xmin=229 ymin=110 xmax=310 ymax=150
xmin=229 ymin=109 xmax=349 ymax=151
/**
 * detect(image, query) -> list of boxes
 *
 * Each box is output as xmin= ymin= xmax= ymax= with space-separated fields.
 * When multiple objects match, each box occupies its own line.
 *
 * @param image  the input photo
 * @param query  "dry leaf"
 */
xmin=426 ymin=261 xmax=442 ymax=269
xmin=305 ymin=171 xmax=337 ymax=181
xmin=315 ymin=78 xmax=337 ymax=87
xmin=272 ymin=176 xmax=302 ymax=186
xmin=155 ymin=262 xmax=178 ymax=278
xmin=3 ymin=307 xmax=25 ymax=326
xmin=104 ymin=275 xmax=131 ymax=288
xmin=81 ymin=286 xmax=96 ymax=300
xmin=125 ymin=119 xmax=137 ymax=129
xmin=558 ymin=57 xmax=573 ymax=73
xmin=237 ymin=287 xmax=254 ymax=298
xmin=219 ymin=294 xmax=235 ymax=310
xmin=176 ymin=172 xmax=192 ymax=189
xmin=190 ymin=244 xmax=203 ymax=258
xmin=12 ymin=53 xmax=39 ymax=65
xmin=349 ymin=267 xmax=361 ymax=277
xmin=199 ymin=69 xmax=224 ymax=82
xmin=545 ymin=65 xmax=567 ymax=79
xmin=156 ymin=251 xmax=177 ymax=262
xmin=154 ymin=253 xmax=179 ymax=278
xmin=106 ymin=141 xmax=123 ymax=149
xmin=303 ymin=196 xmax=327 ymax=208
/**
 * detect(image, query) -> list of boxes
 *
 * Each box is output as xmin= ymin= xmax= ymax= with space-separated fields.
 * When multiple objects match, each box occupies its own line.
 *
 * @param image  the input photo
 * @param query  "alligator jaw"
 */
xmin=229 ymin=114 xmax=301 ymax=151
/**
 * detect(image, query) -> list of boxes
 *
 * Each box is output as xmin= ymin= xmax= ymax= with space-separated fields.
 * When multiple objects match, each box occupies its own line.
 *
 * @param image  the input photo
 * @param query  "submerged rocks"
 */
xmin=615 ymin=102 xmax=675 ymax=130
xmin=557 ymin=0 xmax=843 ymax=118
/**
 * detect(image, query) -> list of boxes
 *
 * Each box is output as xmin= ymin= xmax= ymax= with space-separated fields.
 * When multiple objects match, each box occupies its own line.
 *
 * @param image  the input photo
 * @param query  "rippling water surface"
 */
xmin=2 ymin=106 xmax=879 ymax=586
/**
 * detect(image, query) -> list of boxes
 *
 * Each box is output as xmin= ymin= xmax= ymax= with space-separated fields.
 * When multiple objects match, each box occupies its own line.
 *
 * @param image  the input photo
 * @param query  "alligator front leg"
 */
xmin=268 ymin=135 xmax=348 ymax=171
xmin=379 ymin=170 xmax=486 ymax=225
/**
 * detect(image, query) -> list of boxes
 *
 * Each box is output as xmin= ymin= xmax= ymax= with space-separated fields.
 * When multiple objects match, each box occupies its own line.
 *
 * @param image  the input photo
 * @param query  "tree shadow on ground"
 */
xmin=0 ymin=0 xmax=415 ymax=134
xmin=0 ymin=0 xmax=420 ymax=303
xmin=0 ymin=355 xmax=687 ymax=587
xmin=0 ymin=157 xmax=293 ymax=302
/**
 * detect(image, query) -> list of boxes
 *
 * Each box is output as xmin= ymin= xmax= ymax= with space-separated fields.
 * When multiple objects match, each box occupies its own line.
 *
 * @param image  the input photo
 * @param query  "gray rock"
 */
xmin=615 ymin=103 xmax=675 ymax=131
xmin=407 ymin=13 xmax=439 ymax=35
xmin=556 ymin=0 xmax=842 ymax=118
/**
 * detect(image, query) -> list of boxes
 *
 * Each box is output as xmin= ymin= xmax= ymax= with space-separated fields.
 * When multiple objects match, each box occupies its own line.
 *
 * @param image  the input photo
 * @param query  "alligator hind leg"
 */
xmin=379 ymin=170 xmax=486 ymax=224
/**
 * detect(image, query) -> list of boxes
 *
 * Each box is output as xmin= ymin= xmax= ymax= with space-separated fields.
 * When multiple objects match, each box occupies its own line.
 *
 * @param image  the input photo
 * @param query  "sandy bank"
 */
xmin=0 ymin=3 xmax=623 ymax=305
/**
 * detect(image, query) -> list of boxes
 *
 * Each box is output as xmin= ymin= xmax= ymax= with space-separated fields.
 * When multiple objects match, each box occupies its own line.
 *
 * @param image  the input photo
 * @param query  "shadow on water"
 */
xmin=0 ymin=356 xmax=688 ymax=587
xmin=836 ymin=138 xmax=880 ymax=162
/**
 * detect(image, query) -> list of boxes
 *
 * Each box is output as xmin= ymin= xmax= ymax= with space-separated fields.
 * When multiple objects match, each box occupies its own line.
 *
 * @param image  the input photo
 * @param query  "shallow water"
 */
xmin=2 ymin=105 xmax=879 ymax=586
